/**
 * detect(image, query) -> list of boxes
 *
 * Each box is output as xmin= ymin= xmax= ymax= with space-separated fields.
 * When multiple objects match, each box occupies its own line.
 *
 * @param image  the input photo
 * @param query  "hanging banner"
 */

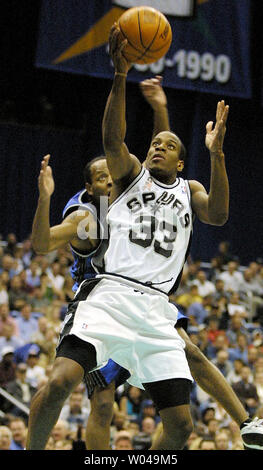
xmin=36 ymin=0 xmax=251 ymax=98
xmin=113 ymin=0 xmax=195 ymax=16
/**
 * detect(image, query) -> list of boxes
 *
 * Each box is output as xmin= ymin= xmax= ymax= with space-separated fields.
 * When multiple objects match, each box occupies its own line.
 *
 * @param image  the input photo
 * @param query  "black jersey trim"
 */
xmin=108 ymin=166 xmax=145 ymax=212
xmin=63 ymin=189 xmax=87 ymax=219
xmin=185 ymin=180 xmax=192 ymax=205
xmin=150 ymin=175 xmax=181 ymax=189
xmin=70 ymin=243 xmax=98 ymax=259
xmin=176 ymin=316 xmax=188 ymax=332
xmin=185 ymin=179 xmax=193 ymax=222
xmin=85 ymin=369 xmax=108 ymax=398
xmin=186 ymin=180 xmax=197 ymax=222
xmin=98 ymin=272 xmax=169 ymax=296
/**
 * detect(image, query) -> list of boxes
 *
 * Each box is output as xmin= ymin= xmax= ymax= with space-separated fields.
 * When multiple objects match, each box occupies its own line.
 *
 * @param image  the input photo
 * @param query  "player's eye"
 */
xmin=152 ymin=142 xmax=159 ymax=147
xmin=168 ymin=144 xmax=175 ymax=150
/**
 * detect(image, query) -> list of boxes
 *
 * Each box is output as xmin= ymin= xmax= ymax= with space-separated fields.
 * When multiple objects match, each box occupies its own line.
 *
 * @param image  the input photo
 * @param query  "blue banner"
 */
xmin=36 ymin=0 xmax=251 ymax=98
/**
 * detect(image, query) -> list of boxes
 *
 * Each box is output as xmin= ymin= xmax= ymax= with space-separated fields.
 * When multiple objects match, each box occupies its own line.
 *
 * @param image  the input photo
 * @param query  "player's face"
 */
xmin=86 ymin=159 xmax=112 ymax=202
xmin=145 ymin=131 xmax=184 ymax=183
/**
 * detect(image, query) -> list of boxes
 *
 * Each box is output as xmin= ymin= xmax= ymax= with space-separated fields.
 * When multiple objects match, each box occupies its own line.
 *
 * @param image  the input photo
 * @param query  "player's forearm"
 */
xmin=207 ymin=151 xmax=229 ymax=225
xmin=152 ymin=104 xmax=170 ymax=138
xmin=103 ymin=74 xmax=127 ymax=153
xmin=31 ymin=198 xmax=51 ymax=254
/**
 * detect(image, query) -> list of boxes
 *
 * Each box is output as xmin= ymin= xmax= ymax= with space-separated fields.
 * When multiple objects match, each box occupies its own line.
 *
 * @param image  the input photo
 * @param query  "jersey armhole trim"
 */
xmin=186 ymin=179 xmax=195 ymax=221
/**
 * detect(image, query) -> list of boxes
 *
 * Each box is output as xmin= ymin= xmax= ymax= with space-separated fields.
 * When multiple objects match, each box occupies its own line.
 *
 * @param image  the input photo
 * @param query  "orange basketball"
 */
xmin=117 ymin=6 xmax=172 ymax=65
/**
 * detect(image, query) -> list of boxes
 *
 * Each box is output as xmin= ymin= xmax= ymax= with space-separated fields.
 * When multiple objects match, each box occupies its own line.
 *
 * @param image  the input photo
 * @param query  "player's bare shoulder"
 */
xmin=188 ymin=179 xmax=207 ymax=196
xmin=109 ymin=153 xmax=142 ymax=203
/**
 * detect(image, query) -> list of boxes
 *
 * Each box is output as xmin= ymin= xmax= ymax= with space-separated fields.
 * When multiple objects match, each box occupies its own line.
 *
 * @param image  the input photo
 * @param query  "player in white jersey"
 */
xmin=87 ymin=25 xmax=229 ymax=449
xmin=57 ymin=24 xmax=229 ymax=450
xmin=26 ymin=156 xmax=263 ymax=450
xmin=26 ymin=46 xmax=263 ymax=450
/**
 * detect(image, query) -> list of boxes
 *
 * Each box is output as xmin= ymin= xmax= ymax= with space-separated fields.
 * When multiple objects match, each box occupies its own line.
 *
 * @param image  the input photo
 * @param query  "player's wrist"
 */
xmin=114 ymin=72 xmax=127 ymax=77
xmin=152 ymin=103 xmax=167 ymax=112
xmin=210 ymin=149 xmax=225 ymax=159
xmin=38 ymin=194 xmax=51 ymax=203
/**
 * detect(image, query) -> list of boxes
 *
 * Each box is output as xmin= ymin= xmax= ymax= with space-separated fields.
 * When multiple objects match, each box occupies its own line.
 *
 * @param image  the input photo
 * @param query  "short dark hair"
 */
xmin=167 ymin=131 xmax=187 ymax=161
xmin=179 ymin=140 xmax=187 ymax=161
xmin=83 ymin=155 xmax=106 ymax=183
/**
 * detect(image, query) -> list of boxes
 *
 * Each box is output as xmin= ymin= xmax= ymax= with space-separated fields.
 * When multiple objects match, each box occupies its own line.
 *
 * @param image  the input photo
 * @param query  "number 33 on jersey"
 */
xmin=102 ymin=168 xmax=193 ymax=295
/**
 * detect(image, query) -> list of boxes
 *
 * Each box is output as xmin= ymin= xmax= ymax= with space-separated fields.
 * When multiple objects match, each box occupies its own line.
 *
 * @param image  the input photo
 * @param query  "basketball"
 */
xmin=117 ymin=6 xmax=172 ymax=65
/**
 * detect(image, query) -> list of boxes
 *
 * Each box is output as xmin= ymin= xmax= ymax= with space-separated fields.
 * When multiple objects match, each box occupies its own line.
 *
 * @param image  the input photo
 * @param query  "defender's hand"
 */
xmin=205 ymin=100 xmax=229 ymax=155
xmin=38 ymin=154 xmax=54 ymax=200
xmin=140 ymin=75 xmax=167 ymax=110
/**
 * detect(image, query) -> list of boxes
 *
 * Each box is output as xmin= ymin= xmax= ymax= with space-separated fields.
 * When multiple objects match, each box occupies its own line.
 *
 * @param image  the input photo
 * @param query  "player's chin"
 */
xmin=148 ymin=162 xmax=167 ymax=176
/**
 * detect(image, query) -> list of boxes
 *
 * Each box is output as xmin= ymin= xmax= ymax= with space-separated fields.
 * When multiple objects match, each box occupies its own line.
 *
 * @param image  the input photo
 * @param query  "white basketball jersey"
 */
xmin=99 ymin=168 xmax=193 ymax=295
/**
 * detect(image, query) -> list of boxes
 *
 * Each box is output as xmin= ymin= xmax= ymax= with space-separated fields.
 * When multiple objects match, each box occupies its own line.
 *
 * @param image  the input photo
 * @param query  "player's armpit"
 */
xmin=189 ymin=180 xmax=210 ymax=224
xmin=189 ymin=179 xmax=228 ymax=226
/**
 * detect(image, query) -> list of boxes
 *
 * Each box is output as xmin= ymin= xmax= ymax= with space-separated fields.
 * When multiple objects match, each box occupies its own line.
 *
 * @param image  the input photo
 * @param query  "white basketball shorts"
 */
xmin=62 ymin=276 xmax=193 ymax=388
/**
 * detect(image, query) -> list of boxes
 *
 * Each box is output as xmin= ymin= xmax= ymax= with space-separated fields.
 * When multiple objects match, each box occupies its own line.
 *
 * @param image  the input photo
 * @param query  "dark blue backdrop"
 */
xmin=0 ymin=85 xmax=262 ymax=265
xmin=36 ymin=0 xmax=252 ymax=98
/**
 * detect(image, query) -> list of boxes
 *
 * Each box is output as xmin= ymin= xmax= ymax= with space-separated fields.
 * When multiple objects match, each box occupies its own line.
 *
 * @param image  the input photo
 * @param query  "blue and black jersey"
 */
xmin=62 ymin=189 xmax=104 ymax=291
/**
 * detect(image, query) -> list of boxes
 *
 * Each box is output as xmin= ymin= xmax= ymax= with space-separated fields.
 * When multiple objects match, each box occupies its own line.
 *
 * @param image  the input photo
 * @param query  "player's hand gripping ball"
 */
xmin=117 ymin=6 xmax=172 ymax=64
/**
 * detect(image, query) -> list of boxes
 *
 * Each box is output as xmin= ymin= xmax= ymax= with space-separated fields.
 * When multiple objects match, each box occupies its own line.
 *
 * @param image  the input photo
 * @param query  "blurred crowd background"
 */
xmin=0 ymin=234 xmax=263 ymax=450
xmin=1 ymin=0 xmax=263 ymax=452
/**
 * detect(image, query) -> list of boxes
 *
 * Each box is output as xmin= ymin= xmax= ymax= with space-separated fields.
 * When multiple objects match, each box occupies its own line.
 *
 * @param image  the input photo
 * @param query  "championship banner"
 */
xmin=36 ymin=0 xmax=251 ymax=98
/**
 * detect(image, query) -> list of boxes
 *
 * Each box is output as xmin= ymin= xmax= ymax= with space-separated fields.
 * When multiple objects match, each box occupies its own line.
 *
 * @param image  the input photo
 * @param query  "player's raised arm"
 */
xmin=102 ymin=24 xmax=141 ymax=183
xmin=32 ymin=155 xmax=95 ymax=254
xmin=140 ymin=75 xmax=170 ymax=138
xmin=189 ymin=100 xmax=229 ymax=226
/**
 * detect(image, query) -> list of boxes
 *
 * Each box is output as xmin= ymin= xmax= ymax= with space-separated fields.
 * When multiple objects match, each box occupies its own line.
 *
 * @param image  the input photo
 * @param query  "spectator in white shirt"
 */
xmin=191 ymin=270 xmax=216 ymax=297
xmin=257 ymin=266 xmax=263 ymax=291
xmin=254 ymin=371 xmax=263 ymax=405
xmin=227 ymin=292 xmax=248 ymax=319
xmin=0 ymin=323 xmax=24 ymax=360
xmin=0 ymin=273 xmax=8 ymax=304
xmin=240 ymin=268 xmax=263 ymax=296
xmin=59 ymin=390 xmax=90 ymax=433
xmin=47 ymin=262 xmax=64 ymax=291
xmin=25 ymin=350 xmax=47 ymax=388
xmin=239 ymin=268 xmax=263 ymax=319
xmin=219 ymin=261 xmax=243 ymax=293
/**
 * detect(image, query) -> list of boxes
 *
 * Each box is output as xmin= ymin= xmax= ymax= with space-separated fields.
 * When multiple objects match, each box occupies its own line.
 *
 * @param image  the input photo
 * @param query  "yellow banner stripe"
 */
xmin=53 ymin=7 xmax=124 ymax=64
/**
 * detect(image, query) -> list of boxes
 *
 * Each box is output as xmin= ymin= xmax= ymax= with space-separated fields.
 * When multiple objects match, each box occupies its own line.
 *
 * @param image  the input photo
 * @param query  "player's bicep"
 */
xmin=189 ymin=180 xmax=210 ymax=224
xmin=48 ymin=210 xmax=96 ymax=251
xmin=106 ymin=143 xmax=141 ymax=182
xmin=48 ymin=220 xmax=77 ymax=251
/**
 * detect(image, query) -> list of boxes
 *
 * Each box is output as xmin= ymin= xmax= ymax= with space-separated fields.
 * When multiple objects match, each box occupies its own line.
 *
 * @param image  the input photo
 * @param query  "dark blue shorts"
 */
xmin=85 ymin=358 xmax=131 ymax=398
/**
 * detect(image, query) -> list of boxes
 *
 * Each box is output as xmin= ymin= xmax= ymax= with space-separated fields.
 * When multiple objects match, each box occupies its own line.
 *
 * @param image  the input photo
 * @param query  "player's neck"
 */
xmin=149 ymin=169 xmax=178 ymax=185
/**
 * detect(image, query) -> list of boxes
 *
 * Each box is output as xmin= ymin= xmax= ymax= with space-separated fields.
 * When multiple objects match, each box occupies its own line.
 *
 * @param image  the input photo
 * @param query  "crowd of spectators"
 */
xmin=0 ymin=234 xmax=263 ymax=450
